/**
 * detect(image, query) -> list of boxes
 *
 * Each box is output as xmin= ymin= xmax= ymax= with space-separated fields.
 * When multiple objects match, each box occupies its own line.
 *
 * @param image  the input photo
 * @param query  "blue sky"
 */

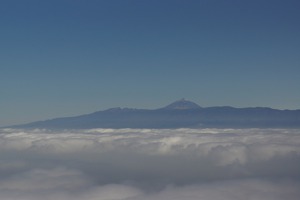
xmin=1 ymin=0 xmax=300 ymax=126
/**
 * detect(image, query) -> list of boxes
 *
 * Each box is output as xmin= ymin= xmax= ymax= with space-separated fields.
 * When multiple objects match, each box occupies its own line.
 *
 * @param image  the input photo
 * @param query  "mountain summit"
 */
xmin=163 ymin=98 xmax=201 ymax=110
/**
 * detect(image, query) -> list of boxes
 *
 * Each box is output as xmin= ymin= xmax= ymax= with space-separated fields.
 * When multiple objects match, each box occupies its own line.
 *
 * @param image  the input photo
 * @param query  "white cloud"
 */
xmin=0 ymin=167 xmax=90 ymax=191
xmin=0 ymin=128 xmax=299 ymax=199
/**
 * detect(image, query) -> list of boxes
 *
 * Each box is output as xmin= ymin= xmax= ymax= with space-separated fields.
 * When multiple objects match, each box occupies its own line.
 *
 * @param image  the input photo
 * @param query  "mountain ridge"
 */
xmin=7 ymin=99 xmax=300 ymax=129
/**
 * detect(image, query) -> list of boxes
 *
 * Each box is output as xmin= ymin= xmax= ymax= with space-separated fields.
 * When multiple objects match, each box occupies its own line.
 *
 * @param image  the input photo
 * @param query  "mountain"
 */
xmin=163 ymin=98 xmax=202 ymax=110
xmin=9 ymin=99 xmax=300 ymax=129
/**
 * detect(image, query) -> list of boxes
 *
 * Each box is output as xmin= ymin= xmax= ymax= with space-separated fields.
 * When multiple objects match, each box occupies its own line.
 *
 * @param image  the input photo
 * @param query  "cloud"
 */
xmin=0 ymin=128 xmax=300 ymax=199
xmin=139 ymin=180 xmax=300 ymax=200
xmin=0 ymin=167 xmax=90 ymax=191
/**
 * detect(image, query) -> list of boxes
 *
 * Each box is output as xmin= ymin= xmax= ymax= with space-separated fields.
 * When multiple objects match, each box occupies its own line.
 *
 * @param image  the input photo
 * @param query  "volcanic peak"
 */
xmin=163 ymin=98 xmax=201 ymax=110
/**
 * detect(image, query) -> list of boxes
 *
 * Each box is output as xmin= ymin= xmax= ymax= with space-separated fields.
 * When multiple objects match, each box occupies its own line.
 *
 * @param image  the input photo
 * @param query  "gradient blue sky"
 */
xmin=1 ymin=0 xmax=300 ymax=126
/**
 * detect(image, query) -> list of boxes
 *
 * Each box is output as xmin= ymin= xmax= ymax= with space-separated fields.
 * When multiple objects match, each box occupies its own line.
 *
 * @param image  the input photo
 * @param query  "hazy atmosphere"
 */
xmin=1 ymin=0 xmax=300 ymax=126
xmin=1 ymin=1 xmax=300 ymax=199
xmin=0 ymin=128 xmax=299 ymax=200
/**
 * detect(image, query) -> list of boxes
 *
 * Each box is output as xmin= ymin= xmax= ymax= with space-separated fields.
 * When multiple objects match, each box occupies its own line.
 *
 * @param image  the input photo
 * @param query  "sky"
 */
xmin=0 ymin=128 xmax=300 ymax=199
xmin=1 ymin=0 xmax=300 ymax=126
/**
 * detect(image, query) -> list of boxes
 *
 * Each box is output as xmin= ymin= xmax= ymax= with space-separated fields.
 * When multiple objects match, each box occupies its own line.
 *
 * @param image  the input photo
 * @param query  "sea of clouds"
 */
xmin=0 ymin=128 xmax=299 ymax=200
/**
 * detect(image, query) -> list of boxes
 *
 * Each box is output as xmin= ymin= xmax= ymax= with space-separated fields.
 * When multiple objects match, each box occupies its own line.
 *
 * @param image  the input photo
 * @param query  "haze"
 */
xmin=1 ymin=1 xmax=300 ymax=199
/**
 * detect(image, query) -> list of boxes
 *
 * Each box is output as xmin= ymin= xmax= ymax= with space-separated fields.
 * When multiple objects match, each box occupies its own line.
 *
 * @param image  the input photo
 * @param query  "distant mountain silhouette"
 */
xmin=163 ymin=98 xmax=202 ymax=110
xmin=10 ymin=99 xmax=300 ymax=129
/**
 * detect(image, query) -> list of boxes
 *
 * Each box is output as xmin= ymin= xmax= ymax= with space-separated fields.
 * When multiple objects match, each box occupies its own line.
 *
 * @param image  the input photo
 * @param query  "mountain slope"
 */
xmin=10 ymin=100 xmax=300 ymax=129
xmin=162 ymin=98 xmax=202 ymax=110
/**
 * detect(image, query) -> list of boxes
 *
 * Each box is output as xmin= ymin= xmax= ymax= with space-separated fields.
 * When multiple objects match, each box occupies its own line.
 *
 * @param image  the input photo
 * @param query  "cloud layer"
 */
xmin=0 ymin=128 xmax=300 ymax=200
